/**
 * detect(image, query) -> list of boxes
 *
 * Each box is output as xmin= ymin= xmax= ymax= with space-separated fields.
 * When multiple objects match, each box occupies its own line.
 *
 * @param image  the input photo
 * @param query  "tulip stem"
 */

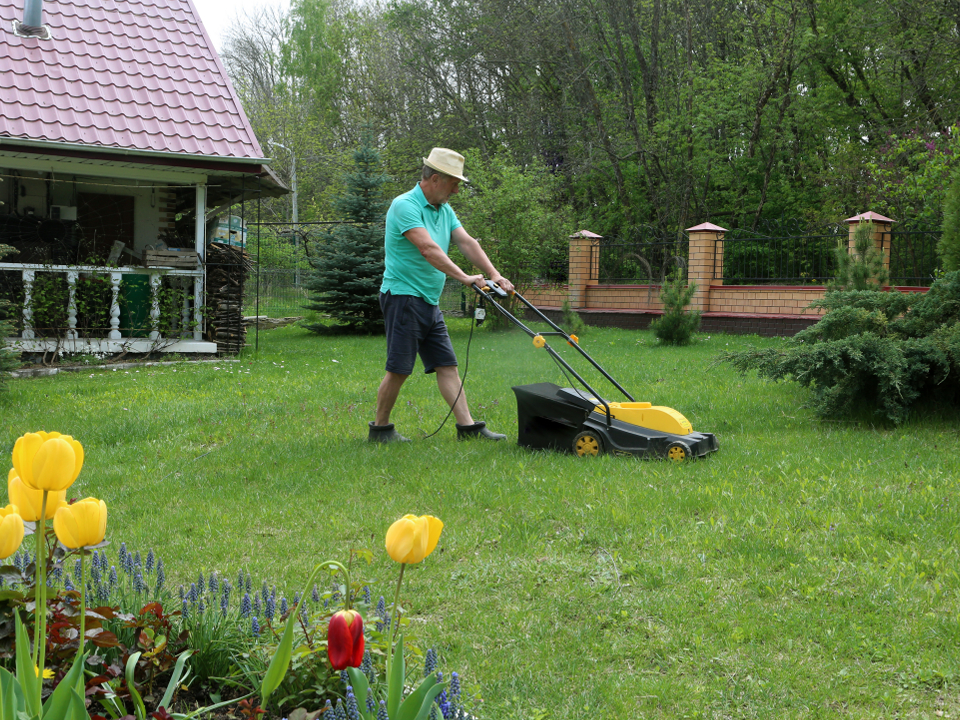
xmin=389 ymin=563 xmax=406 ymax=655
xmin=34 ymin=491 xmax=48 ymax=719
xmin=78 ymin=553 xmax=86 ymax=656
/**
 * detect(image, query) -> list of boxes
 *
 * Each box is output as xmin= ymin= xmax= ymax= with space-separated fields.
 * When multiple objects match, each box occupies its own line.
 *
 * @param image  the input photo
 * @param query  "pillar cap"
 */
xmin=569 ymin=230 xmax=603 ymax=239
xmin=845 ymin=211 xmax=895 ymax=224
xmin=686 ymin=222 xmax=728 ymax=232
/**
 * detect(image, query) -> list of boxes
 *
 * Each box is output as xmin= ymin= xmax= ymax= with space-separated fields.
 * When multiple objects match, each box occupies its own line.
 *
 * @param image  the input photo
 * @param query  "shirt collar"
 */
xmin=412 ymin=183 xmax=441 ymax=211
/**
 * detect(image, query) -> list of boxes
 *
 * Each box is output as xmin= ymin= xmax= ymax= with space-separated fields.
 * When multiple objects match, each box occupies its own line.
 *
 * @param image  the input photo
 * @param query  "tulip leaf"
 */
xmin=13 ymin=614 xmax=38 ymax=719
xmin=0 ymin=667 xmax=27 ymax=720
xmin=396 ymin=674 xmax=440 ymax=720
xmin=125 ymin=652 xmax=147 ymax=720
xmin=42 ymin=649 xmax=89 ymax=719
xmin=408 ymin=682 xmax=447 ymax=720
xmin=346 ymin=667 xmax=372 ymax=720
xmin=260 ymin=600 xmax=298 ymax=709
xmin=387 ymin=633 xmax=405 ymax=720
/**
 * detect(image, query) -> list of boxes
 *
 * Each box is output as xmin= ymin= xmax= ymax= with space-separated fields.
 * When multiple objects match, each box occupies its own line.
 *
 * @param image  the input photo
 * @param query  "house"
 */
xmin=0 ymin=0 xmax=285 ymax=354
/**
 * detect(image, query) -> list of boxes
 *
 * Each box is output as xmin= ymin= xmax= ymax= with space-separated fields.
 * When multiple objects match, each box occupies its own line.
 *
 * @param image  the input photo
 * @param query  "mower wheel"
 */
xmin=573 ymin=431 xmax=603 ymax=457
xmin=666 ymin=442 xmax=688 ymax=461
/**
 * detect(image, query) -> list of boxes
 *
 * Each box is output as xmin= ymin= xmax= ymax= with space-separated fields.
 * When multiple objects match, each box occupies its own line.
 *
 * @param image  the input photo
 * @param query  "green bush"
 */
xmin=650 ymin=274 xmax=700 ymax=345
xmin=828 ymin=221 xmax=889 ymax=291
xmin=717 ymin=272 xmax=960 ymax=423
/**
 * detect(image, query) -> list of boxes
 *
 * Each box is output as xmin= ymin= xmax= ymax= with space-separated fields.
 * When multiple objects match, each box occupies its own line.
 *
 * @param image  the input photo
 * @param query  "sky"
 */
xmin=190 ymin=0 xmax=285 ymax=50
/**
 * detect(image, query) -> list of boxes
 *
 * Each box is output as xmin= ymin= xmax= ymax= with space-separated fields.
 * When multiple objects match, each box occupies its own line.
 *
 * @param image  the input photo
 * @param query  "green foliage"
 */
xmin=303 ymin=133 xmax=387 ymax=334
xmin=939 ymin=169 xmax=960 ymax=272
xmin=828 ymin=222 xmax=889 ymax=291
xmin=0 ymin=244 xmax=20 ymax=379
xmin=719 ymin=272 xmax=960 ymax=422
xmin=650 ymin=274 xmax=700 ymax=345
xmin=560 ymin=299 xmax=586 ymax=337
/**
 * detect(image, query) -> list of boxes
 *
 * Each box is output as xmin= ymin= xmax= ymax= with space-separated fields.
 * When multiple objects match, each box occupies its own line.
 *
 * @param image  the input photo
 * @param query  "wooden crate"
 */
xmin=143 ymin=249 xmax=201 ymax=268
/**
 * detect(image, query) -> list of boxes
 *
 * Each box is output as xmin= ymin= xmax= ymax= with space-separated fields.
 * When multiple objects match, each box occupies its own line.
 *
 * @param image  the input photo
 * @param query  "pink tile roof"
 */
xmin=686 ymin=222 xmax=728 ymax=232
xmin=0 ymin=0 xmax=265 ymax=161
xmin=845 ymin=211 xmax=895 ymax=224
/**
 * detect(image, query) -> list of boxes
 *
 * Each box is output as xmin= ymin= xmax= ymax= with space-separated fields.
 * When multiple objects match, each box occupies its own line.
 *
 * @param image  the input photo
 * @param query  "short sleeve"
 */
xmin=393 ymin=196 xmax=426 ymax=234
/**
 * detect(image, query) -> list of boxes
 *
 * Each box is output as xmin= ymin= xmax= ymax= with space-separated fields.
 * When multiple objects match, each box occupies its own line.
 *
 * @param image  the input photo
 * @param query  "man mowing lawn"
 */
xmin=369 ymin=148 xmax=514 ymax=443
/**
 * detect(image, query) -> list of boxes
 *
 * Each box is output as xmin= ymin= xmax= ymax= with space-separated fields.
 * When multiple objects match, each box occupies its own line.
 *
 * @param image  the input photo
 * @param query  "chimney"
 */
xmin=14 ymin=0 xmax=49 ymax=38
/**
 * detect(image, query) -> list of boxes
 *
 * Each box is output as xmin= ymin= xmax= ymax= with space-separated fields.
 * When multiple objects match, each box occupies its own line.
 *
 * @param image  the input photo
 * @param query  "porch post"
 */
xmin=194 ymin=183 xmax=206 ymax=341
xmin=149 ymin=273 xmax=161 ymax=340
xmin=66 ymin=271 xmax=78 ymax=340
xmin=21 ymin=270 xmax=34 ymax=340
xmin=685 ymin=222 xmax=727 ymax=313
xmin=109 ymin=273 xmax=122 ymax=340
xmin=568 ymin=230 xmax=602 ymax=309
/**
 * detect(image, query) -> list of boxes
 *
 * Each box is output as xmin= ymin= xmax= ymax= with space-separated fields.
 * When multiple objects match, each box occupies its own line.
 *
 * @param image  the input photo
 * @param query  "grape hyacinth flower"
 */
xmin=323 ymin=700 xmax=333 ymax=717
xmin=209 ymin=572 xmax=218 ymax=596
xmin=134 ymin=551 xmax=142 ymax=570
xmin=366 ymin=693 xmax=376 ymax=715
xmin=265 ymin=594 xmax=276 ymax=622
xmin=97 ymin=582 xmax=109 ymax=602
xmin=280 ymin=596 xmax=288 ymax=616
xmin=340 ymin=670 xmax=349 ymax=686
xmin=253 ymin=594 xmax=261 ymax=615
xmin=109 ymin=566 xmax=117 ymax=587
xmin=134 ymin=571 xmax=146 ymax=594
xmin=376 ymin=701 xmax=389 ymax=720
xmin=198 ymin=598 xmax=206 ymax=616
xmin=188 ymin=583 xmax=198 ymax=604
xmin=312 ymin=584 xmax=320 ymax=603
xmin=334 ymin=699 xmax=348 ymax=720
xmin=156 ymin=559 xmax=165 ymax=592
xmin=73 ymin=557 xmax=82 ymax=584
xmin=363 ymin=586 xmax=372 ymax=606
xmin=220 ymin=592 xmax=228 ymax=617
xmin=236 ymin=568 xmax=244 ymax=590
xmin=197 ymin=571 xmax=205 ymax=595
xmin=450 ymin=672 xmax=460 ymax=700
xmin=424 ymin=648 xmax=438 ymax=676
xmin=240 ymin=592 xmax=252 ymax=618
xmin=345 ymin=687 xmax=361 ymax=720
xmin=251 ymin=616 xmax=260 ymax=637
xmin=245 ymin=571 xmax=251 ymax=592
xmin=64 ymin=576 xmax=74 ymax=592
xmin=181 ymin=599 xmax=190 ymax=621
xmin=145 ymin=549 xmax=155 ymax=573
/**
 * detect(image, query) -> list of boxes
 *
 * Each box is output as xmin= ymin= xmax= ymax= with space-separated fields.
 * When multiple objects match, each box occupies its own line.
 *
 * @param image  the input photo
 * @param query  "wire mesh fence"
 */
xmin=595 ymin=229 xmax=690 ymax=284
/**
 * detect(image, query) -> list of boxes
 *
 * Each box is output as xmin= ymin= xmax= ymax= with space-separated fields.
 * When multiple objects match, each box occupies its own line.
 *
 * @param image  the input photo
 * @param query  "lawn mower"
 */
xmin=472 ymin=281 xmax=719 ymax=460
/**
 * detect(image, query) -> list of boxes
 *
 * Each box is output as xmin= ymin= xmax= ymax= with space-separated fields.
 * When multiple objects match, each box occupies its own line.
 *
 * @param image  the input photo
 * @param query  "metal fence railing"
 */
xmin=885 ymin=230 xmax=940 ymax=285
xmin=245 ymin=269 xmax=310 ymax=318
xmin=720 ymin=226 xmax=845 ymax=285
xmin=595 ymin=234 xmax=690 ymax=284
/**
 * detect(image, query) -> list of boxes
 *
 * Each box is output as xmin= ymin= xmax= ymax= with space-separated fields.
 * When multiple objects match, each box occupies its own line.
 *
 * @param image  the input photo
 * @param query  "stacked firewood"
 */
xmin=205 ymin=242 xmax=253 ymax=354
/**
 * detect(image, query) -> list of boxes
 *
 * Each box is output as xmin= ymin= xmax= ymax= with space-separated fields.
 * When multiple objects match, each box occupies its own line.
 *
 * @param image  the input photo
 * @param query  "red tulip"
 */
xmin=327 ymin=609 xmax=364 ymax=670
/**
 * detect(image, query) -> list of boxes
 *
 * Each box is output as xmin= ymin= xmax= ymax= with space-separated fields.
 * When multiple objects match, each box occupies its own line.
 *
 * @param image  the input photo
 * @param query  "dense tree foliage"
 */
xmin=222 ymin=0 xmax=960 ymax=237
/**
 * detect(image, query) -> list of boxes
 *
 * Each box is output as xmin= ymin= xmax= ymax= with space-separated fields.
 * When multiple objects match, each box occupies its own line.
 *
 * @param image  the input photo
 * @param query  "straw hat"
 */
xmin=423 ymin=148 xmax=468 ymax=182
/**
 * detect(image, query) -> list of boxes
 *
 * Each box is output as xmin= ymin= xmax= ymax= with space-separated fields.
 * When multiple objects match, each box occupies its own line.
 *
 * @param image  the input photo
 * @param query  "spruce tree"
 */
xmin=303 ymin=134 xmax=388 ymax=334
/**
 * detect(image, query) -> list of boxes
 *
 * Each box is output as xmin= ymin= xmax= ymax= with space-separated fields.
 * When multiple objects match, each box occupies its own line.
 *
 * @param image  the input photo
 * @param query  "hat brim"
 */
xmin=423 ymin=157 xmax=468 ymax=183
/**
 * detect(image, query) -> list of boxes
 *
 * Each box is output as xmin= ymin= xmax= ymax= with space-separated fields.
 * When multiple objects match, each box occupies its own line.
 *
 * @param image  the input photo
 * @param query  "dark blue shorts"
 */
xmin=380 ymin=292 xmax=458 ymax=375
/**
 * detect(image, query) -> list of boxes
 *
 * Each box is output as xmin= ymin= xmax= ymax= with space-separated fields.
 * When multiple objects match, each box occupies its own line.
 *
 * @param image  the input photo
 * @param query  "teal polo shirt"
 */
xmin=381 ymin=183 xmax=462 ymax=305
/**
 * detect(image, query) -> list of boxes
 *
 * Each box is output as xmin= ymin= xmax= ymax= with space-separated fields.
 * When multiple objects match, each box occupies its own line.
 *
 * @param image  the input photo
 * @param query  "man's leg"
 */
xmin=376 ymin=371 xmax=410 ymax=426
xmin=435 ymin=365 xmax=473 ymax=426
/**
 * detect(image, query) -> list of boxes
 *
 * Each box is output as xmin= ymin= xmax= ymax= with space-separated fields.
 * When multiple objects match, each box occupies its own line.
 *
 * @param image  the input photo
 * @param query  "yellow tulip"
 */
xmin=12 ymin=432 xmax=84 ymax=492
xmin=53 ymin=498 xmax=107 ymax=550
xmin=8 ymin=469 xmax=66 ymax=521
xmin=385 ymin=514 xmax=443 ymax=564
xmin=0 ymin=505 xmax=24 ymax=559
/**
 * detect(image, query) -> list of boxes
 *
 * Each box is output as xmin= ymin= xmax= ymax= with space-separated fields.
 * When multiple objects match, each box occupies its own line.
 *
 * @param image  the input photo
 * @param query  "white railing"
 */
xmin=0 ymin=263 xmax=215 ymax=354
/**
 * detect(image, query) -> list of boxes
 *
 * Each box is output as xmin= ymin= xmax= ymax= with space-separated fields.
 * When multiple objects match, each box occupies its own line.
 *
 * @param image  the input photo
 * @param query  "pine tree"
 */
xmin=303 ymin=134 xmax=388 ymax=334
xmin=650 ymin=272 xmax=700 ymax=345
xmin=940 ymin=171 xmax=960 ymax=272
xmin=829 ymin=221 xmax=889 ymax=291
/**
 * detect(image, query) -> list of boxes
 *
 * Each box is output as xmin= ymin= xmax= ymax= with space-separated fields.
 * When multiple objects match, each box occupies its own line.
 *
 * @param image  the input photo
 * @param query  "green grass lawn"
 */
xmin=7 ymin=321 xmax=960 ymax=718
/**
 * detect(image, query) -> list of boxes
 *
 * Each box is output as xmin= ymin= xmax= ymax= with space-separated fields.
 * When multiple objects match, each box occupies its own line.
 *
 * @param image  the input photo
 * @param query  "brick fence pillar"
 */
xmin=845 ymin=211 xmax=894 ymax=274
xmin=685 ymin=222 xmax=727 ymax=313
xmin=568 ymin=230 xmax=602 ymax=308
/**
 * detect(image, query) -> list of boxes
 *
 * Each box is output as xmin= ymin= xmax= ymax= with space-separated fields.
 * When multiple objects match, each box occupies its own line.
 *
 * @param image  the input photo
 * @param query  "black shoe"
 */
xmin=368 ymin=422 xmax=411 ymax=443
xmin=456 ymin=421 xmax=506 ymax=441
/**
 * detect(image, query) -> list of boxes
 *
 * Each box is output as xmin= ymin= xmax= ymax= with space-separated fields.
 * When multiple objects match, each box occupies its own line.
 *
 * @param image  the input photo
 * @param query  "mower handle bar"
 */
xmin=471 ymin=283 xmax=635 ymax=425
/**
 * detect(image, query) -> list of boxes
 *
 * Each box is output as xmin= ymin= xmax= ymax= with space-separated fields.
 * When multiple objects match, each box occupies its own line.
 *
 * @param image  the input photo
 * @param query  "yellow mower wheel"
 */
xmin=573 ymin=431 xmax=603 ymax=457
xmin=666 ymin=442 xmax=687 ymax=462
